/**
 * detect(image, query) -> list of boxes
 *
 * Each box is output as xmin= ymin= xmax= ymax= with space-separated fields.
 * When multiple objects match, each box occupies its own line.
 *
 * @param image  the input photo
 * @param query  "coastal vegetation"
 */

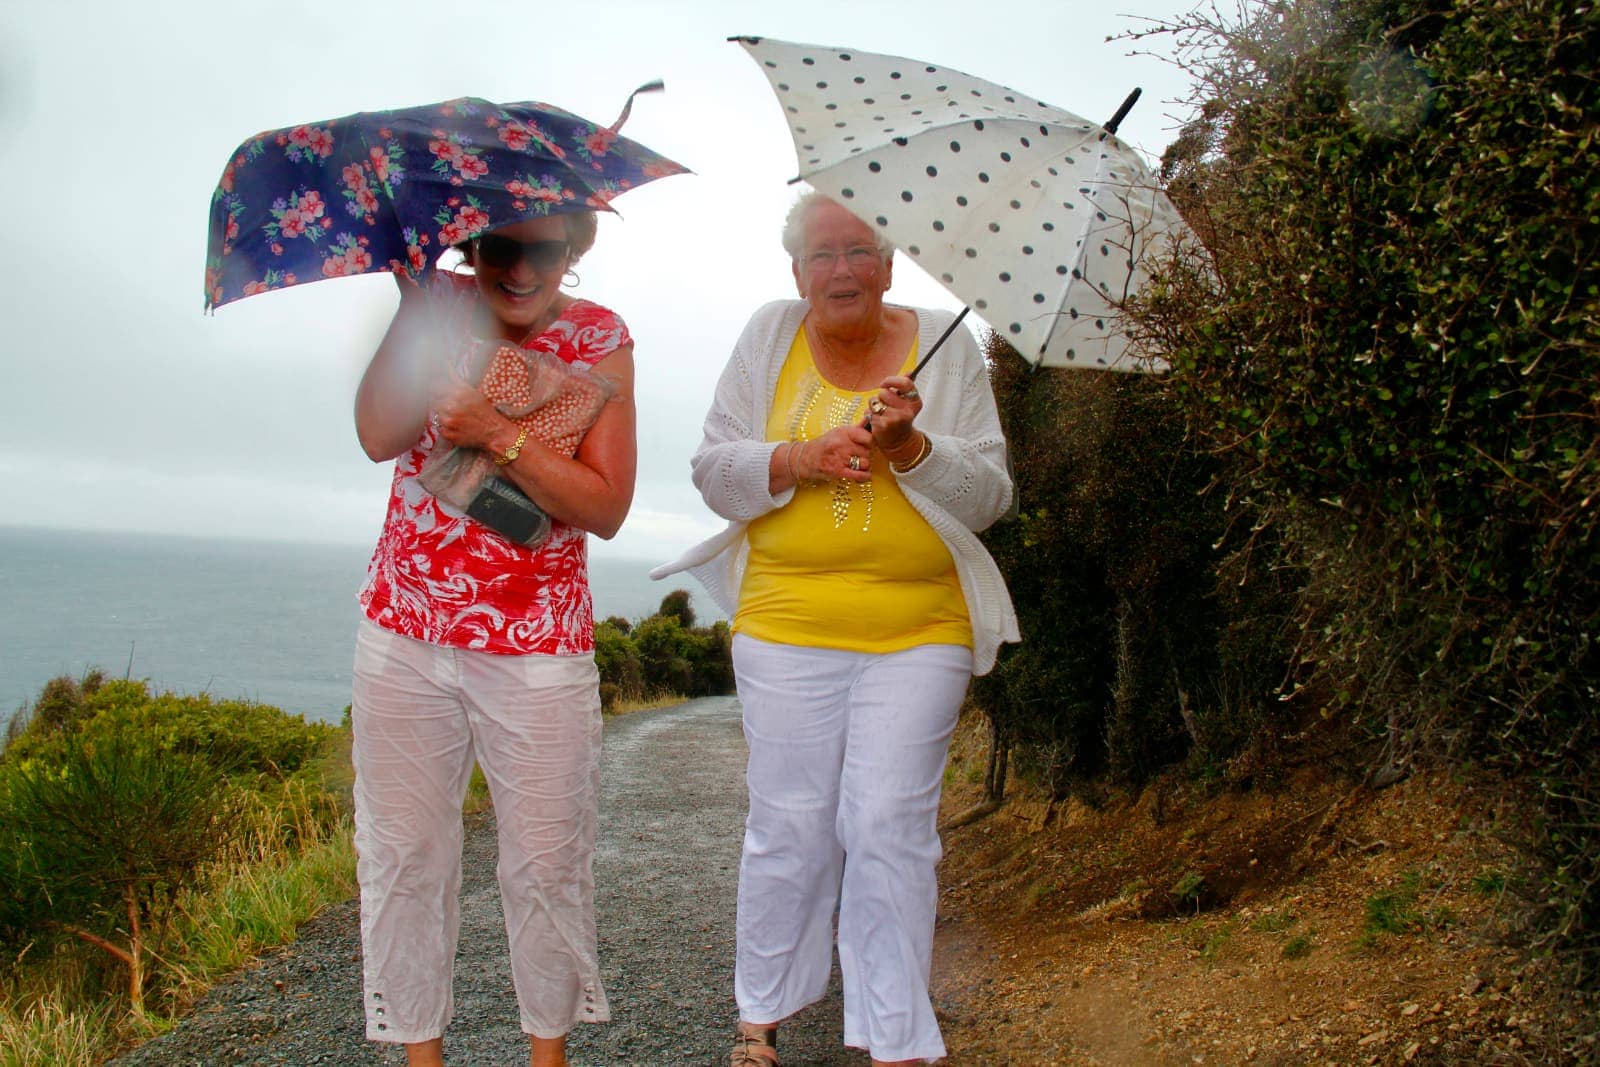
xmin=0 ymin=589 xmax=730 ymax=1066
xmin=969 ymin=0 xmax=1597 ymax=1049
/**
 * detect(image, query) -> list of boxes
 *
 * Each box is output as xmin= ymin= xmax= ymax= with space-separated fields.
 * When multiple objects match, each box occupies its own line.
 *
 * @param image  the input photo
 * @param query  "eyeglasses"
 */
xmin=474 ymin=234 xmax=570 ymax=272
xmin=801 ymin=245 xmax=883 ymax=272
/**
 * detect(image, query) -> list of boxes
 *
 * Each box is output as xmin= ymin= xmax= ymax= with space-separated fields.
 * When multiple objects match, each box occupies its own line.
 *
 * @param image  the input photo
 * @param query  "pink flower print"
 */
xmin=429 ymin=137 xmax=457 ymax=162
xmin=226 ymin=217 xmax=240 ymax=241
xmin=408 ymin=245 xmax=427 ymax=271
xmin=506 ymin=179 xmax=536 ymax=199
xmin=357 ymin=186 xmax=380 ymax=213
xmin=279 ymin=213 xmax=308 ymax=239
xmin=221 ymin=163 xmax=236 ymax=193
xmin=288 ymin=126 xmax=312 ymax=148
xmin=284 ymin=272 xmax=297 ymax=285
xmin=447 ymin=197 xmax=461 ymax=208
xmin=458 ymin=206 xmax=489 ymax=232
xmin=321 ymin=217 xmax=333 ymax=229
xmin=242 ymin=280 xmax=272 ymax=296
xmin=499 ymin=124 xmax=533 ymax=151
xmin=512 ymin=200 xmax=526 ymax=211
xmin=439 ymin=221 xmax=467 ymax=246
xmin=584 ymin=129 xmax=617 ymax=156
xmin=306 ymin=127 xmax=335 ymax=157
xmin=299 ymin=190 xmax=326 ymax=218
xmin=459 ymin=154 xmax=489 ymax=179
xmin=322 ymin=256 xmax=349 ymax=278
xmin=343 ymin=164 xmax=366 ymax=189
xmin=270 ymin=241 xmax=283 ymax=255
xmin=643 ymin=160 xmax=684 ymax=178
xmin=345 ymin=246 xmax=373 ymax=272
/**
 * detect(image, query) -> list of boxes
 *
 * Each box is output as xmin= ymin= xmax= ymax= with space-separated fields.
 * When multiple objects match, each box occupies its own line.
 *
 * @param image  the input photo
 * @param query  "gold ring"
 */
xmin=902 ymin=387 xmax=920 ymax=402
xmin=869 ymin=399 xmax=887 ymax=415
xmin=848 ymin=455 xmax=862 ymax=471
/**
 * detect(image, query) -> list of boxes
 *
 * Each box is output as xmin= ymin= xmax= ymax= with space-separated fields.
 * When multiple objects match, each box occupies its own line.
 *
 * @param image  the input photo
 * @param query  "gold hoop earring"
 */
xmin=563 ymin=269 xmax=580 ymax=288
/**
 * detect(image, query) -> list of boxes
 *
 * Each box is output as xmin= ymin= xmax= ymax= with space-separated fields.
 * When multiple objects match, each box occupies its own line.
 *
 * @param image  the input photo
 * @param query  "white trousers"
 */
xmin=350 ymin=619 xmax=607 ymax=1044
xmin=732 ymin=634 xmax=972 ymax=1063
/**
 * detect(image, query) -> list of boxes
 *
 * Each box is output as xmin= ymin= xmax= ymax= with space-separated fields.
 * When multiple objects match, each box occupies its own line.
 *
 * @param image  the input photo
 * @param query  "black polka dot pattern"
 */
xmin=735 ymin=36 xmax=1190 ymax=371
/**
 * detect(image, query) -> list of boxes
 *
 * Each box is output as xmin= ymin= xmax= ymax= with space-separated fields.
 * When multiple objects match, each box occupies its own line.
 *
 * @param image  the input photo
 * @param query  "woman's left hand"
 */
xmin=867 ymin=373 xmax=924 ymax=461
xmin=431 ymin=378 xmax=508 ymax=451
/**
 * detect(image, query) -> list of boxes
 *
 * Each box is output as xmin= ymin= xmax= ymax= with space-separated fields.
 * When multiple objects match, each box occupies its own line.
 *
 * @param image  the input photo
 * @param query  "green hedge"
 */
xmin=1129 ymin=0 xmax=1598 ymax=981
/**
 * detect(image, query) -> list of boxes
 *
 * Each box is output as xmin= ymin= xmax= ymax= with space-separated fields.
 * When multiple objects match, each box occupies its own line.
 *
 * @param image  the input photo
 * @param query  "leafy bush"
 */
xmin=593 ymin=591 xmax=734 ymax=709
xmin=0 ymin=676 xmax=347 ymax=1018
xmin=0 ymin=725 xmax=242 ymax=1013
xmin=973 ymin=346 xmax=1287 ymax=794
xmin=1130 ymin=0 xmax=1599 ymax=981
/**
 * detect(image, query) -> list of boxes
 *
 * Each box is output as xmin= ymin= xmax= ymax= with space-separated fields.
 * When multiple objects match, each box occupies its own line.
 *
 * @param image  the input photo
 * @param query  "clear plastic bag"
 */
xmin=417 ymin=336 xmax=617 ymax=547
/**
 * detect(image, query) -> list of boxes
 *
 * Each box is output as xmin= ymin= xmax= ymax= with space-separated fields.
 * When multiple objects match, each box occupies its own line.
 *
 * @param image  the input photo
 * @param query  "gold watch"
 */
xmin=495 ymin=426 xmax=530 ymax=466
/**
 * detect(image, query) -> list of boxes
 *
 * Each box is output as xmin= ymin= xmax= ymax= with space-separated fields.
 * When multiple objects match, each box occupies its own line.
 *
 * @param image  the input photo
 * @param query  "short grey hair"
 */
xmin=780 ymin=190 xmax=895 ymax=260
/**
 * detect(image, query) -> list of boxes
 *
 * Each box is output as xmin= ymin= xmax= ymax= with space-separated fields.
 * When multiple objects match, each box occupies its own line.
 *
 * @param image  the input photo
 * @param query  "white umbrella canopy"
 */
xmin=733 ymin=35 xmax=1194 ymax=372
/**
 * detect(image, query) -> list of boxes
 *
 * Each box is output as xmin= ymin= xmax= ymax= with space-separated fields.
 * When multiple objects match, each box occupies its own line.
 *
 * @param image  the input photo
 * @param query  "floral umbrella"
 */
xmin=203 ymin=89 xmax=688 ymax=310
xmin=732 ymin=36 xmax=1196 ymax=372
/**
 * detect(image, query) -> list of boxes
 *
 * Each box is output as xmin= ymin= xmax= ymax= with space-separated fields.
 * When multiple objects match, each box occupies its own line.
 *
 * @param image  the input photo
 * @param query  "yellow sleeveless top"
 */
xmin=733 ymin=328 xmax=972 ymax=652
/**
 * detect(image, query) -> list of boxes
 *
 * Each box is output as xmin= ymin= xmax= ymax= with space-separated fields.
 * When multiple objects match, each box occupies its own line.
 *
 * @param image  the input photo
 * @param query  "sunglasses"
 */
xmin=473 ymin=234 xmax=570 ymax=272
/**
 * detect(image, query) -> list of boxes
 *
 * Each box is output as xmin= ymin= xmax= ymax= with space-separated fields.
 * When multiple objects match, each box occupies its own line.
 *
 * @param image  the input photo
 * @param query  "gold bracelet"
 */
xmin=784 ymin=441 xmax=803 ymax=487
xmin=890 ymin=432 xmax=931 ymax=474
xmin=495 ymin=425 xmax=530 ymax=466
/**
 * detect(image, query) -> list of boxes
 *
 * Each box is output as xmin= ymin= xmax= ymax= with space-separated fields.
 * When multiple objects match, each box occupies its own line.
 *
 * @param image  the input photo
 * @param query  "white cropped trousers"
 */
xmin=349 ymin=619 xmax=607 ymax=1044
xmin=732 ymin=634 xmax=972 ymax=1063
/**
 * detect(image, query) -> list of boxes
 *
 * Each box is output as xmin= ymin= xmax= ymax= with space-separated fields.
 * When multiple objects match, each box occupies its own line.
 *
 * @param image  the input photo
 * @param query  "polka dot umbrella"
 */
xmin=732 ymin=36 xmax=1196 ymax=372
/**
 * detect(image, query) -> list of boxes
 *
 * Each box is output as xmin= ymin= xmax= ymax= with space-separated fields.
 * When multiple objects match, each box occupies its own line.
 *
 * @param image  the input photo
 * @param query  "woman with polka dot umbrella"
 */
xmin=732 ymin=36 xmax=1196 ymax=372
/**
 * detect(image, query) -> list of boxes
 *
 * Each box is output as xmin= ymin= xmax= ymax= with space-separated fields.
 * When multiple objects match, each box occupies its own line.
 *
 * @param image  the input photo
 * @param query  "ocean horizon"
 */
xmin=0 ymin=525 xmax=717 ymax=727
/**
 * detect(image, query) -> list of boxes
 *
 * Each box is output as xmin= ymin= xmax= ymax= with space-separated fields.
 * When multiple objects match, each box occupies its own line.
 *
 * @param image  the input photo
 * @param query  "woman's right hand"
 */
xmin=799 ymin=424 xmax=874 ymax=484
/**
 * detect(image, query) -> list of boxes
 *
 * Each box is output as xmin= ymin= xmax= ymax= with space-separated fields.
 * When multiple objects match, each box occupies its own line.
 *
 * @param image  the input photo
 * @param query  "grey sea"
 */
xmin=0 ymin=526 xmax=712 ymax=726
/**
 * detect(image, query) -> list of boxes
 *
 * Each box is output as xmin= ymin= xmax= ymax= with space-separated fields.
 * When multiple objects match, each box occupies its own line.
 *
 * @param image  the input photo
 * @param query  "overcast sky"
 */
xmin=0 ymin=0 xmax=1201 ymax=565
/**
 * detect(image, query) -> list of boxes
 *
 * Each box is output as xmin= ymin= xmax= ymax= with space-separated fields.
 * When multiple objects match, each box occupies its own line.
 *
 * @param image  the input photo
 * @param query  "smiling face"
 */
xmin=791 ymin=199 xmax=893 ymax=336
xmin=470 ymin=215 xmax=570 ymax=340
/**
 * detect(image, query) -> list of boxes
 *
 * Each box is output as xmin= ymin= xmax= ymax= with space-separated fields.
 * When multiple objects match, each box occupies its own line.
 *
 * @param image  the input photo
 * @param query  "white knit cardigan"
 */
xmin=651 ymin=300 xmax=1020 ymax=675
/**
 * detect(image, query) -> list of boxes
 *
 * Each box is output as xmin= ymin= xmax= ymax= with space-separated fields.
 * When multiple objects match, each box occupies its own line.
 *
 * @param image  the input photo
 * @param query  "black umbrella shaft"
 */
xmin=909 ymin=306 xmax=971 ymax=381
xmin=1104 ymin=88 xmax=1141 ymax=135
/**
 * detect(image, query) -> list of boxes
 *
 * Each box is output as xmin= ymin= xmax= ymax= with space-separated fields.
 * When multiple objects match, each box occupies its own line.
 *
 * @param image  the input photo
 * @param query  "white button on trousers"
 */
xmin=732 ymin=634 xmax=972 ymax=1063
xmin=350 ymin=620 xmax=607 ymax=1044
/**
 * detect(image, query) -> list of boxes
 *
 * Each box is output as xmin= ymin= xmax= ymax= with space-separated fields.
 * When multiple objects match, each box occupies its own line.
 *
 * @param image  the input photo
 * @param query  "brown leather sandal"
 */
xmin=729 ymin=1022 xmax=778 ymax=1066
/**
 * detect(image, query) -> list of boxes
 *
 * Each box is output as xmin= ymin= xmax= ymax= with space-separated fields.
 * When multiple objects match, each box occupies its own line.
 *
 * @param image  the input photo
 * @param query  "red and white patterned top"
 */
xmin=359 ymin=294 xmax=631 ymax=656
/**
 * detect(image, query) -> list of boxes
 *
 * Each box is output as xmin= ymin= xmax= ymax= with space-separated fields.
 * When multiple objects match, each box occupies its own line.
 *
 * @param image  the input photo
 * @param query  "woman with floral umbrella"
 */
xmin=201 ymin=92 xmax=686 ymax=1067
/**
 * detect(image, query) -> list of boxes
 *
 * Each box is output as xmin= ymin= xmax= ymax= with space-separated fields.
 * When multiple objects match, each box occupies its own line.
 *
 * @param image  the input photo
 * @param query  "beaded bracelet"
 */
xmin=889 ymin=432 xmax=932 ymax=474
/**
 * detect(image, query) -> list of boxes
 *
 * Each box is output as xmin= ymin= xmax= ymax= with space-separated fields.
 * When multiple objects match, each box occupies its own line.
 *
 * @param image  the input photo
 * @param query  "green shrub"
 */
xmin=973 ymin=347 xmax=1286 ymax=795
xmin=0 ymin=725 xmax=242 ymax=1013
xmin=1130 ymin=0 xmax=1600 ymax=981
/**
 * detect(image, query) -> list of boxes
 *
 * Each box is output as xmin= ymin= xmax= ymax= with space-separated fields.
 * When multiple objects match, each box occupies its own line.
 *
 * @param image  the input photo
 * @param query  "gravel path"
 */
xmin=106 ymin=696 xmax=867 ymax=1067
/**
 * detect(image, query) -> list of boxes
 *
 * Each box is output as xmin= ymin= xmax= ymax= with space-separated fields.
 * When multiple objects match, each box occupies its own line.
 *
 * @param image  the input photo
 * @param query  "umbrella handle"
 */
xmin=865 ymin=306 xmax=971 ymax=432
